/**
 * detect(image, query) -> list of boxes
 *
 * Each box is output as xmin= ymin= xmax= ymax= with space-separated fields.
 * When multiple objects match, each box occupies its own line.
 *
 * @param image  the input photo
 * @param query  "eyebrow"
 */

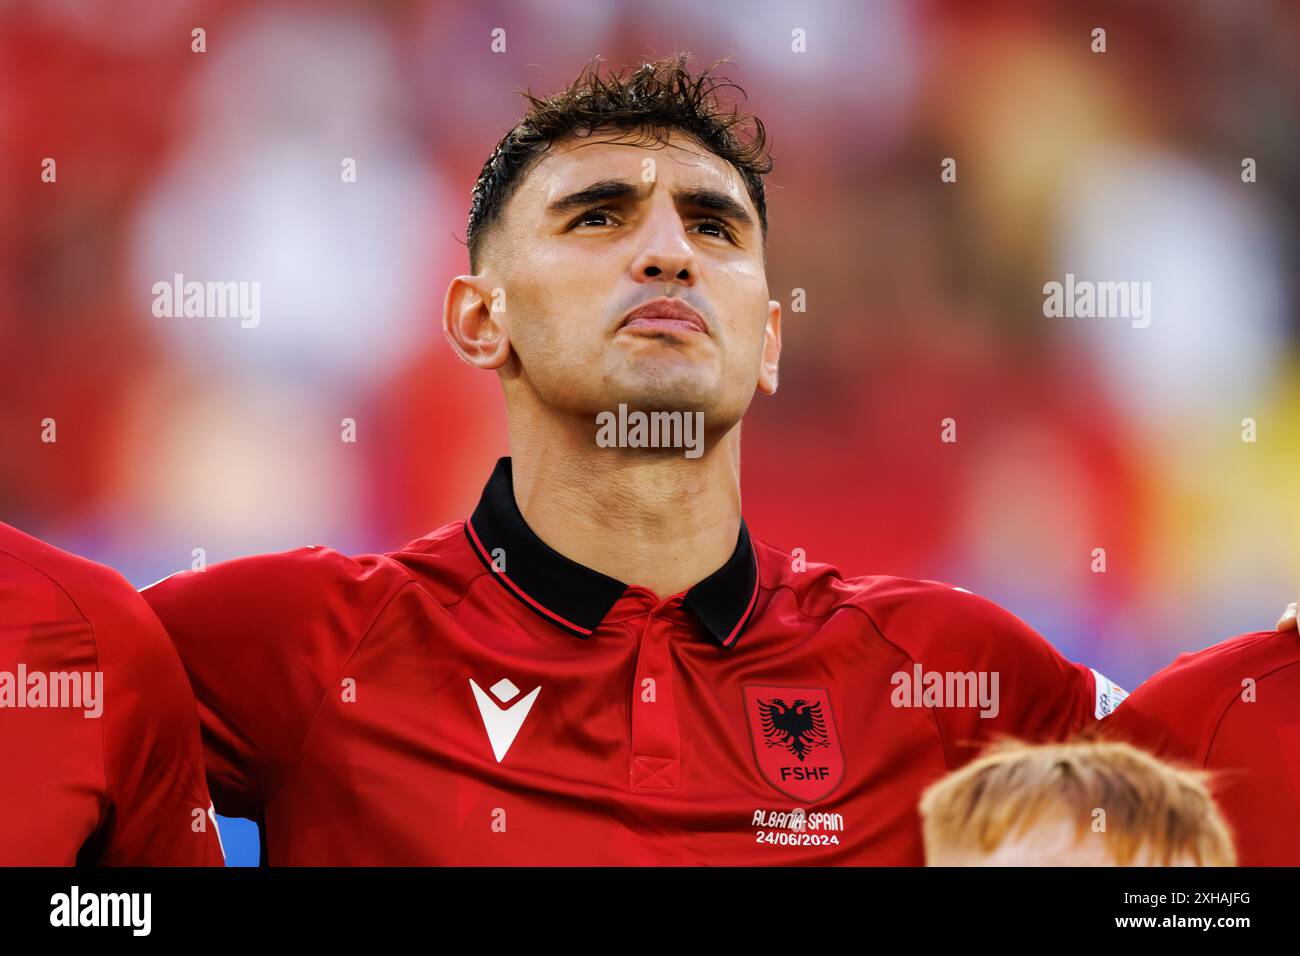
xmin=545 ymin=178 xmax=756 ymax=233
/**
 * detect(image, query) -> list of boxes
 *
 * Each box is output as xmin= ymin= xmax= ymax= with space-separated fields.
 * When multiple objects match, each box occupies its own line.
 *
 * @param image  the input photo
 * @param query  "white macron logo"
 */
xmin=470 ymin=677 xmax=540 ymax=762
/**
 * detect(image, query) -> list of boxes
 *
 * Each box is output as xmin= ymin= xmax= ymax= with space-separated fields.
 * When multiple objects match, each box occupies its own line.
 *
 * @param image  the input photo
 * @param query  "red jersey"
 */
xmin=142 ymin=457 xmax=1119 ymax=865
xmin=1101 ymin=629 xmax=1300 ymax=865
xmin=0 ymin=522 xmax=224 ymax=865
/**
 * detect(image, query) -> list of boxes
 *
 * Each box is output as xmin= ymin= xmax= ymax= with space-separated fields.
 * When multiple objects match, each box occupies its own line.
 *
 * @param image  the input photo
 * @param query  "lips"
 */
xmin=618 ymin=297 xmax=709 ymax=336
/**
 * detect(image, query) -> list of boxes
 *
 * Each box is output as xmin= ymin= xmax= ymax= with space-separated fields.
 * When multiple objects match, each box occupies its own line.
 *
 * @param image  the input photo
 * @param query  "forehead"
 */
xmin=515 ymin=131 xmax=753 ymax=216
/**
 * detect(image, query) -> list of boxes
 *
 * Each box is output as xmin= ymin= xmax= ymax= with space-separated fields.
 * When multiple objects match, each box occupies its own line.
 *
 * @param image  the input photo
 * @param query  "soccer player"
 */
xmin=0 ymin=521 xmax=224 ymax=865
xmin=140 ymin=56 xmax=1284 ymax=865
xmin=919 ymin=740 xmax=1236 ymax=866
xmin=1099 ymin=623 xmax=1300 ymax=865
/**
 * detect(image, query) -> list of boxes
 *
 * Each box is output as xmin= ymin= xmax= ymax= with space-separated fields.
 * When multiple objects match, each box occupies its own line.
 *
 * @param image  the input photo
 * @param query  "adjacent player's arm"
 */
xmin=94 ymin=580 xmax=224 ymax=865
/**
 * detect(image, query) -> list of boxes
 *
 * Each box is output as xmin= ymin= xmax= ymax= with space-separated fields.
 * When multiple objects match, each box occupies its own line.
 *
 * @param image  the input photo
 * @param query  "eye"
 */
xmin=571 ymin=207 xmax=619 ymax=229
xmin=693 ymin=219 xmax=735 ymax=242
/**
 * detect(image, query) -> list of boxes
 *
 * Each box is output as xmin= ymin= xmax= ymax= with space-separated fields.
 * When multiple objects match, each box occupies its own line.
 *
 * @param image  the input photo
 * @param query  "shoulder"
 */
xmin=1124 ymin=629 xmax=1299 ymax=713
xmin=757 ymin=540 xmax=1047 ymax=660
xmin=0 ymin=521 xmax=166 ymax=665
xmin=1104 ymin=630 xmax=1300 ymax=761
xmin=0 ymin=520 xmax=130 ymax=609
xmin=140 ymin=520 xmax=478 ymax=651
xmin=142 ymin=540 xmax=421 ymax=631
xmin=1153 ymin=629 xmax=1298 ymax=683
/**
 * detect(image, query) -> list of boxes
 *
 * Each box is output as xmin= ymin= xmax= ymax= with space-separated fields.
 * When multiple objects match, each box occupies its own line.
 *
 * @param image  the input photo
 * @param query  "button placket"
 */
xmin=629 ymin=610 xmax=681 ymax=789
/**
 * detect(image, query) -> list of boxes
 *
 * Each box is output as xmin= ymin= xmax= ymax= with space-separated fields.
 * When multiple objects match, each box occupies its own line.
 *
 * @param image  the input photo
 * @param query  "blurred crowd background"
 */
xmin=1 ymin=0 xmax=1297 ymax=862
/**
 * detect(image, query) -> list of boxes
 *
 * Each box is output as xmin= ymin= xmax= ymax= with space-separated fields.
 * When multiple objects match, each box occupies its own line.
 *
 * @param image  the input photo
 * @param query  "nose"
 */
xmin=629 ymin=207 xmax=696 ymax=288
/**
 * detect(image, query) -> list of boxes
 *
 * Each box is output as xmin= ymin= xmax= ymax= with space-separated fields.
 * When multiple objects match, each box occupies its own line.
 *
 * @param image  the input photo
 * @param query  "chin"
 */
xmin=607 ymin=384 xmax=714 ymax=416
xmin=603 ymin=362 xmax=720 ymax=412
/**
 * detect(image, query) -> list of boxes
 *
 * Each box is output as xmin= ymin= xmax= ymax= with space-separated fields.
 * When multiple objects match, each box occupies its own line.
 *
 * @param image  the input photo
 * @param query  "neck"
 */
xmin=507 ymin=412 xmax=742 ymax=598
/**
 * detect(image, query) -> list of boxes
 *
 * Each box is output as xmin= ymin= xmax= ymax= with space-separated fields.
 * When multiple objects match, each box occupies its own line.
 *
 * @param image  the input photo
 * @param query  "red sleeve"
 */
xmin=858 ymin=579 xmax=1123 ymax=766
xmin=141 ymin=547 xmax=404 ymax=820
xmin=94 ymin=581 xmax=225 ymax=866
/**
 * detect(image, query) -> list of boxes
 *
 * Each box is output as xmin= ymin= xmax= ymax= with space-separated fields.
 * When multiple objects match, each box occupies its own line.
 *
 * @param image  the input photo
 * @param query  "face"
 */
xmin=447 ymin=130 xmax=781 ymax=433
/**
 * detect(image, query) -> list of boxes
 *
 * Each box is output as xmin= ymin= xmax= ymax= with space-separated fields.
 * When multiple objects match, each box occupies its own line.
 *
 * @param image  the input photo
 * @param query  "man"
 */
xmin=0 ymin=521 xmax=223 ymax=865
xmin=919 ymin=740 xmax=1236 ymax=866
xmin=141 ymin=56 xmax=1288 ymax=865
xmin=1100 ymin=625 xmax=1300 ymax=865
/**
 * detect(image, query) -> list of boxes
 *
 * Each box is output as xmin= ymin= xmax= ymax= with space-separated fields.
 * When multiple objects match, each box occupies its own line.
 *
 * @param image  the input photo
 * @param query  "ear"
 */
xmin=756 ymin=298 xmax=782 ymax=396
xmin=443 ymin=275 xmax=511 ymax=370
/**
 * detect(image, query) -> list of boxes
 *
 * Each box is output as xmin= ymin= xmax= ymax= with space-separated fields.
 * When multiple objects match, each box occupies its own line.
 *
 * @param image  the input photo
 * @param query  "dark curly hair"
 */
xmin=466 ymin=54 xmax=773 ymax=272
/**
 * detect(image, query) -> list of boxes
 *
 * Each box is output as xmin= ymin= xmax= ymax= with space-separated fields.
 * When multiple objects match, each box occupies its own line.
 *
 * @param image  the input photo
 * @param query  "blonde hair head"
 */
xmin=919 ymin=740 xmax=1235 ymax=866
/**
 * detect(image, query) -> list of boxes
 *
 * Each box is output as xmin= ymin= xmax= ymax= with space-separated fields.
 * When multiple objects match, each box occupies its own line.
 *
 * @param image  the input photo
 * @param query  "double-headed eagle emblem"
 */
xmin=757 ymin=697 xmax=831 ymax=762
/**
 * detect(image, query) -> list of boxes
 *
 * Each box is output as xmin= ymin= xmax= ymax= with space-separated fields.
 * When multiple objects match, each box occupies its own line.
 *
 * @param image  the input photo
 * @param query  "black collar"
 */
xmin=465 ymin=457 xmax=759 ymax=647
